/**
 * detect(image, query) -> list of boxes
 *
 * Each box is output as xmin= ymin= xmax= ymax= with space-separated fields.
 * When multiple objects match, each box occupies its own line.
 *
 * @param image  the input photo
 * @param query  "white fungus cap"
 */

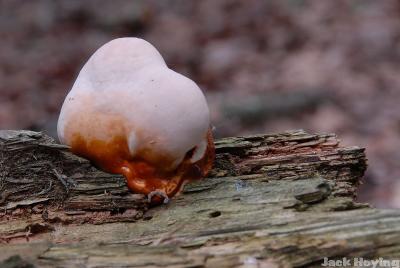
xmin=58 ymin=37 xmax=210 ymax=169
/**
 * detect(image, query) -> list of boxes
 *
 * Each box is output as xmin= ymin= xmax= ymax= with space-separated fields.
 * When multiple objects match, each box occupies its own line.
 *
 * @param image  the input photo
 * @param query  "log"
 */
xmin=0 ymin=129 xmax=398 ymax=267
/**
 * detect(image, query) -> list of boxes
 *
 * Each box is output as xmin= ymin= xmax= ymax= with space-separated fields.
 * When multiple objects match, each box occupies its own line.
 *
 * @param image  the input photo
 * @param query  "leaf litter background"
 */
xmin=1 ymin=0 xmax=400 ymax=208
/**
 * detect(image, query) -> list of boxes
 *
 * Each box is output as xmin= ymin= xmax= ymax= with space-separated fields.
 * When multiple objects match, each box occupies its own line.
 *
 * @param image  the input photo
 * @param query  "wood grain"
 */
xmin=1 ymin=130 xmax=397 ymax=267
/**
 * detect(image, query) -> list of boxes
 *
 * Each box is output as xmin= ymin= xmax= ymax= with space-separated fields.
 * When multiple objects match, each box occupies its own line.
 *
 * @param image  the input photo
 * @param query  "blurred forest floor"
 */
xmin=1 ymin=0 xmax=400 ymax=208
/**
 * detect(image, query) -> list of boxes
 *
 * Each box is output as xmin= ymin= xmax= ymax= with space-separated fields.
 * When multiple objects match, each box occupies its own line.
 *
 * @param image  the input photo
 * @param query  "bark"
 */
xmin=0 ymin=129 xmax=398 ymax=268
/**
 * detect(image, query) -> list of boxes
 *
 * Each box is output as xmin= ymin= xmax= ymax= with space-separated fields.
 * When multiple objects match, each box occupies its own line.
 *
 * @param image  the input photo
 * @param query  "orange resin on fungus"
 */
xmin=69 ymin=129 xmax=214 ymax=204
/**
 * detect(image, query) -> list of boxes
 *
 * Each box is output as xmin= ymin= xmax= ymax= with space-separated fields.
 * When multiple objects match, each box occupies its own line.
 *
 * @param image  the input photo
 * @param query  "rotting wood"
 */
xmin=1 ymin=129 xmax=398 ymax=268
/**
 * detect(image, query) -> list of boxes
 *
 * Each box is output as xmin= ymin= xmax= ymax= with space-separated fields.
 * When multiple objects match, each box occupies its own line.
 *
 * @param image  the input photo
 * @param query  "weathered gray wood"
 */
xmin=0 ymin=130 xmax=147 ymax=225
xmin=1 ymin=129 xmax=397 ymax=268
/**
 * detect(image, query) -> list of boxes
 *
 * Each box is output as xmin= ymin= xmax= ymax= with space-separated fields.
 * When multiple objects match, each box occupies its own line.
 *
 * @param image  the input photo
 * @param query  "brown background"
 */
xmin=1 ymin=0 xmax=399 ymax=208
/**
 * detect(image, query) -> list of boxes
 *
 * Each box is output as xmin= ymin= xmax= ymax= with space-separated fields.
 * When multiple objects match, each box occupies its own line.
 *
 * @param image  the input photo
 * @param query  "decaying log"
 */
xmin=0 ymin=129 xmax=398 ymax=267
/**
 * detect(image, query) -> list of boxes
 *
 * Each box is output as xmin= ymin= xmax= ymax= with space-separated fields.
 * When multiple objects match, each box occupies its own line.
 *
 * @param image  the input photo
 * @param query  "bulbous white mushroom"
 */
xmin=57 ymin=37 xmax=214 ymax=202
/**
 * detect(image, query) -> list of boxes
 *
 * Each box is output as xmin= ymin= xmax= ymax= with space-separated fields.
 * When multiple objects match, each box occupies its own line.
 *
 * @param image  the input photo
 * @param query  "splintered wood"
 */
xmin=1 ymin=130 xmax=398 ymax=267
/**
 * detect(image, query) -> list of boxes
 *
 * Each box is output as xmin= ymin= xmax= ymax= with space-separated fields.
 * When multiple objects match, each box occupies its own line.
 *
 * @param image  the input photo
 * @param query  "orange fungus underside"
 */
xmin=69 ymin=130 xmax=215 ymax=204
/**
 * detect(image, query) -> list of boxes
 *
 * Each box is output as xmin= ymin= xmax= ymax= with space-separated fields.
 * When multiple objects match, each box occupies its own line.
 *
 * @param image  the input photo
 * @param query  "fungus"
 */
xmin=57 ymin=37 xmax=214 ymax=204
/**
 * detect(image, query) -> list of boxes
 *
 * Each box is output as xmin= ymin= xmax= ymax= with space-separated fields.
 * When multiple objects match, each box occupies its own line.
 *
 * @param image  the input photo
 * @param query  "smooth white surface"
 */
xmin=58 ymin=38 xmax=210 ymax=169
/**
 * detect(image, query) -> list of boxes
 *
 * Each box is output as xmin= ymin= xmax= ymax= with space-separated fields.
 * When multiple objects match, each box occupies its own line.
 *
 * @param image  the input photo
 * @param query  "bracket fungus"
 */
xmin=58 ymin=37 xmax=214 ymax=204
